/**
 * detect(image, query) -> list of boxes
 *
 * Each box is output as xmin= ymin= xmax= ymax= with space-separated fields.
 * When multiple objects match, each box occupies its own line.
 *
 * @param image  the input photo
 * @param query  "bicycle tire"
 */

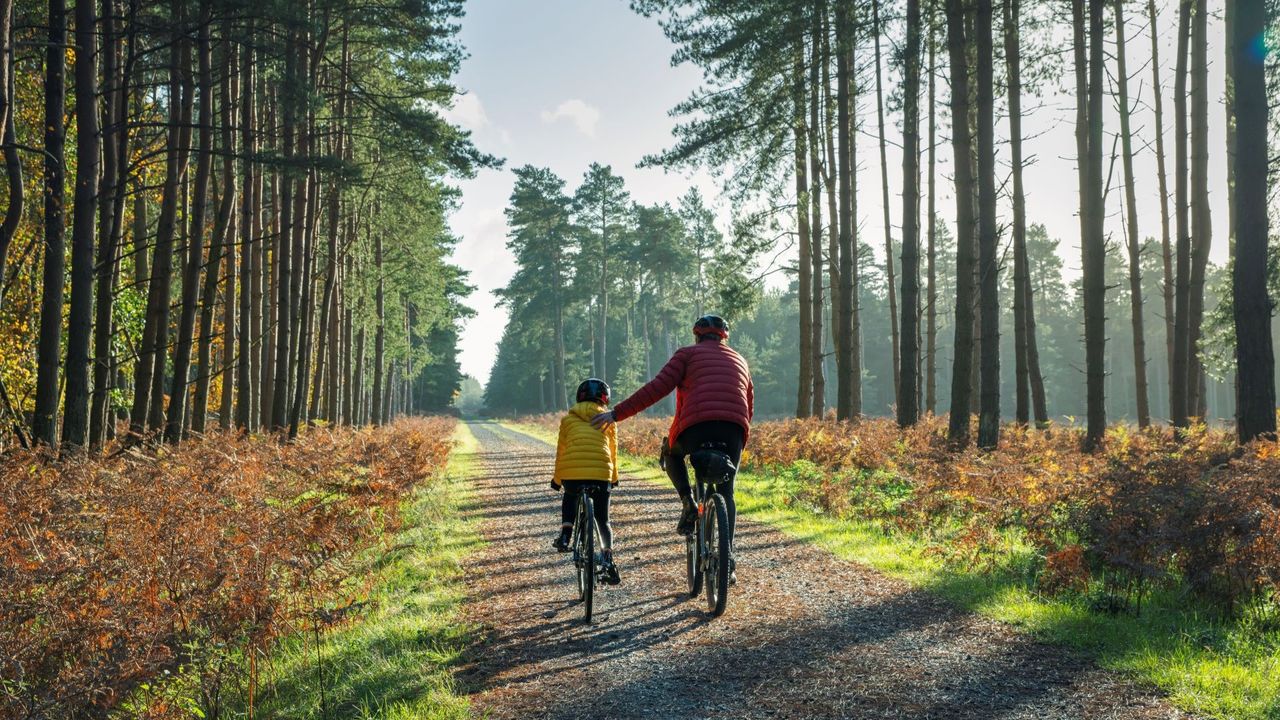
xmin=685 ymin=527 xmax=703 ymax=596
xmin=704 ymin=493 xmax=730 ymax=617
xmin=578 ymin=493 xmax=595 ymax=623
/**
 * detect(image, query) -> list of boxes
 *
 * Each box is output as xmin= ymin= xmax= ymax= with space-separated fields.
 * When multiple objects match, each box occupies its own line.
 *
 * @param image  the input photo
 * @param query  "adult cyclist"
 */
xmin=591 ymin=315 xmax=753 ymax=578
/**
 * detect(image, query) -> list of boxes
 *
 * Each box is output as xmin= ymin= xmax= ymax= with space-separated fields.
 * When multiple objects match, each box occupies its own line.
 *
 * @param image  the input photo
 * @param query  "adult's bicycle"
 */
xmin=677 ymin=442 xmax=735 ymax=617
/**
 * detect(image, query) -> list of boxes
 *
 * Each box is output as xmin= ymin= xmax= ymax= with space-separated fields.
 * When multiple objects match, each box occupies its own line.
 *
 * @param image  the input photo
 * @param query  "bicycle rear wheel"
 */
xmin=704 ymin=493 xmax=730 ymax=617
xmin=685 ymin=527 xmax=703 ymax=596
xmin=577 ymin=493 xmax=596 ymax=623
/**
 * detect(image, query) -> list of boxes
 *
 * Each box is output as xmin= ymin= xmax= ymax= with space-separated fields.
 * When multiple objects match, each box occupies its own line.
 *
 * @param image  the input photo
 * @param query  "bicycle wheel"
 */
xmin=704 ymin=493 xmax=730 ymax=617
xmin=577 ymin=493 xmax=595 ymax=623
xmin=685 ymin=524 xmax=703 ymax=596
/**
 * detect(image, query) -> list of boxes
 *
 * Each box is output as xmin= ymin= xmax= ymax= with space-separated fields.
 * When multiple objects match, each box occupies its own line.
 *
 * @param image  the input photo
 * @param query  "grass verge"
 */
xmin=243 ymin=423 xmax=484 ymax=720
xmin=501 ymin=421 xmax=1279 ymax=720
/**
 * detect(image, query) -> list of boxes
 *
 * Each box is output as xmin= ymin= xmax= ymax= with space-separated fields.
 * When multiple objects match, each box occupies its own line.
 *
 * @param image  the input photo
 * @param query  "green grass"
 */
xmin=502 ymin=421 xmax=1280 ymax=720
xmin=241 ymin=423 xmax=484 ymax=720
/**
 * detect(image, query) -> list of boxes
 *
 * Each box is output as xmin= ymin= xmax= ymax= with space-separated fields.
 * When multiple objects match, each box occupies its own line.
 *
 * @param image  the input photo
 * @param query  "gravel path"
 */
xmin=457 ymin=421 xmax=1187 ymax=720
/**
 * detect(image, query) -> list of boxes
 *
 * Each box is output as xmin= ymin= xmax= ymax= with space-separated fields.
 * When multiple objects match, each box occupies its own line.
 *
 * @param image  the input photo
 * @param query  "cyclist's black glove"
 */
xmin=549 ymin=480 xmax=560 ymax=492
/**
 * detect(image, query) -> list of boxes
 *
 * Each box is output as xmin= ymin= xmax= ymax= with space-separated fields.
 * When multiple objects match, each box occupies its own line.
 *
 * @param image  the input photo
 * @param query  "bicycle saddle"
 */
xmin=689 ymin=445 xmax=736 ymax=484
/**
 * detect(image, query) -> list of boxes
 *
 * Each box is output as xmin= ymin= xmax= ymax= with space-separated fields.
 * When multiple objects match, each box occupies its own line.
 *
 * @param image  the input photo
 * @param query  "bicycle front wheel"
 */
xmin=704 ymin=493 xmax=730 ymax=617
xmin=577 ymin=494 xmax=595 ymax=623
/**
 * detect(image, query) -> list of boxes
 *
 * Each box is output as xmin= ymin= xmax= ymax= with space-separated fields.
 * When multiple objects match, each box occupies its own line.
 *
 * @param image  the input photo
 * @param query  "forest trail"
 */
xmin=456 ymin=421 xmax=1187 ymax=719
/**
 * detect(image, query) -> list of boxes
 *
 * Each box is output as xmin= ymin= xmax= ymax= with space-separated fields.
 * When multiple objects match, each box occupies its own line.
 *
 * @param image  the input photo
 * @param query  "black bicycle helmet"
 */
xmin=692 ymin=314 xmax=729 ymax=339
xmin=575 ymin=378 xmax=611 ymax=404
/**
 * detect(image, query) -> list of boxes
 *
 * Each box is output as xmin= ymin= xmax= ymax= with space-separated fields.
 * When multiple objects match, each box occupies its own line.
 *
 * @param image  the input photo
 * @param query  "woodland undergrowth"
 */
xmin=0 ymin=417 xmax=456 ymax=720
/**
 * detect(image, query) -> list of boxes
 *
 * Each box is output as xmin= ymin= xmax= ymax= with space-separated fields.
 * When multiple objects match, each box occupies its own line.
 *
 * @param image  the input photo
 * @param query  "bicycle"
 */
xmin=568 ymin=483 xmax=610 ymax=623
xmin=669 ymin=440 xmax=735 ymax=617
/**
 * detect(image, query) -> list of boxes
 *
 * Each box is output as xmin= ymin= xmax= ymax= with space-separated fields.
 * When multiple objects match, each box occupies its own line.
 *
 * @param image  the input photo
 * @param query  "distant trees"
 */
xmin=0 ymin=0 xmax=495 ymax=451
xmin=486 ymin=167 xmax=749 ymax=414
xmin=573 ymin=163 xmax=631 ymax=378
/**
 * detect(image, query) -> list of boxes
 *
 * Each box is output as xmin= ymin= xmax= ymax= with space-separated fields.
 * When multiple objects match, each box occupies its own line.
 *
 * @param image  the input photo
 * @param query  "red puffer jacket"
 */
xmin=613 ymin=339 xmax=754 ymax=443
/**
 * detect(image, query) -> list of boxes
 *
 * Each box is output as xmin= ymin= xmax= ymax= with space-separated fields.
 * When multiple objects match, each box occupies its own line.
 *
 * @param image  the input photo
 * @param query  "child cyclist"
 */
xmin=551 ymin=378 xmax=621 ymax=585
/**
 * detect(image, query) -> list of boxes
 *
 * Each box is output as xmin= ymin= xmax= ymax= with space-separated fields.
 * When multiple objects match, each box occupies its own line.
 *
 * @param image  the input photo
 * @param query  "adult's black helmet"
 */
xmin=576 ymin=378 xmax=611 ymax=404
xmin=692 ymin=314 xmax=729 ymax=339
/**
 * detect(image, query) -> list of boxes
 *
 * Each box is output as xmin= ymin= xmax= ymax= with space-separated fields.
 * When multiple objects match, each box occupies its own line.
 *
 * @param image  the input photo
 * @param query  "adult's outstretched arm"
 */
xmin=591 ymin=349 xmax=687 ymax=429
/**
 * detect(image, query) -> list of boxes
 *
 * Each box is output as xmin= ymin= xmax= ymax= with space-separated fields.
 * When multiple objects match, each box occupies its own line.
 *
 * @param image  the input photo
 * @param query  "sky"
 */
xmin=445 ymin=0 xmax=1234 ymax=388
xmin=444 ymin=0 xmax=719 ymax=386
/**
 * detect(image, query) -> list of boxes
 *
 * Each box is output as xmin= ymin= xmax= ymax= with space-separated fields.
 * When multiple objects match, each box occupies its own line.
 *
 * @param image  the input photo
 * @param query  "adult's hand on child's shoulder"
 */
xmin=590 ymin=410 xmax=615 ymax=430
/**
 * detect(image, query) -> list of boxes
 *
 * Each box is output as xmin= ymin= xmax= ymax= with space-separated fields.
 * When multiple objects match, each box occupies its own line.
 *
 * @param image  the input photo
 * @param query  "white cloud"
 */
xmin=539 ymin=99 xmax=601 ymax=138
xmin=444 ymin=92 xmax=490 ymax=132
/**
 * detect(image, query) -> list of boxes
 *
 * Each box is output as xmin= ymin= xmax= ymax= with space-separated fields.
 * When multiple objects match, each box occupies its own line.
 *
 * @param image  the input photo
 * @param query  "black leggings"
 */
xmin=560 ymin=481 xmax=613 ymax=550
xmin=664 ymin=421 xmax=744 ymax=542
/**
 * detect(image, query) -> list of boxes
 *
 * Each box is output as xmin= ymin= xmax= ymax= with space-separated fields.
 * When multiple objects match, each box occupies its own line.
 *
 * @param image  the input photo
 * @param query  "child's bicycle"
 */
xmin=668 ymin=440 xmax=735 ymax=617
xmin=568 ymin=484 xmax=611 ymax=623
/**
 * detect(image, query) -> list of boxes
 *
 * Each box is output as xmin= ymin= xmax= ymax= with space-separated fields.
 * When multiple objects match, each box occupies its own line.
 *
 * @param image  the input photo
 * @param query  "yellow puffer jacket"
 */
xmin=552 ymin=401 xmax=619 ymax=486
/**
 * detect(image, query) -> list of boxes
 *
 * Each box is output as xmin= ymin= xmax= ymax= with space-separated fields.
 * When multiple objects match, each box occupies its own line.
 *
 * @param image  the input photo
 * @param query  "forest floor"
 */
xmin=455 ymin=421 xmax=1189 ymax=720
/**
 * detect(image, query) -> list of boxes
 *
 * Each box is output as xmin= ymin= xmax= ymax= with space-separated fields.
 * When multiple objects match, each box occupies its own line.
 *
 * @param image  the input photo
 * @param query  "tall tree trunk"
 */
xmin=974 ymin=0 xmax=999 ymax=449
xmin=925 ymin=0 xmax=938 ymax=415
xmin=325 ymin=241 xmax=342 ymax=422
xmin=822 ymin=8 xmax=841 ymax=369
xmin=873 ymin=0 xmax=900 ymax=407
xmin=33 ymin=0 xmax=68 ymax=445
xmin=1024 ymin=265 xmax=1049 ymax=426
xmin=0 ymin=0 xmax=21 ymax=442
xmin=1186 ymin=0 xmax=1211 ymax=420
xmin=90 ymin=0 xmax=129 ymax=447
xmin=944 ymin=0 xmax=976 ymax=447
xmin=1231 ymin=0 xmax=1275 ymax=442
xmin=261 ymin=162 xmax=278 ymax=429
xmin=353 ymin=324 xmax=366 ymax=425
xmin=166 ymin=10 xmax=213 ymax=443
xmin=341 ymin=252 xmax=355 ymax=425
xmin=808 ymin=4 xmax=826 ymax=417
xmin=1147 ymin=0 xmax=1175 ymax=409
xmin=312 ymin=109 xmax=343 ymax=422
xmin=835 ymin=0 xmax=856 ymax=422
xmin=236 ymin=36 xmax=255 ymax=429
xmin=271 ymin=33 xmax=296 ymax=430
xmin=849 ymin=47 xmax=862 ymax=418
xmin=1004 ymin=0 xmax=1030 ymax=426
xmin=196 ymin=37 xmax=237 ymax=433
xmin=794 ymin=33 xmax=813 ymax=418
xmin=1223 ymin=0 xmax=1236 ymax=255
xmin=898 ymin=0 xmax=922 ymax=427
xmin=553 ymin=252 xmax=567 ymax=408
xmin=371 ymin=228 xmax=385 ymax=425
xmin=1114 ymin=0 xmax=1151 ymax=428
xmin=1170 ymin=0 xmax=1192 ymax=427
xmin=1077 ymin=0 xmax=1108 ymax=448
xmin=61 ymin=0 xmax=99 ymax=448
xmin=290 ymin=165 xmax=318 ymax=435
xmin=598 ymin=214 xmax=608 ymax=378
xmin=0 ymin=0 xmax=19 ymax=316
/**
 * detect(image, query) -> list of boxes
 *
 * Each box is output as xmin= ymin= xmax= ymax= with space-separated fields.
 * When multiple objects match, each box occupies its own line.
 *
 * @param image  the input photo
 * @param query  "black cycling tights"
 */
xmin=664 ymin=421 xmax=745 ymax=542
xmin=560 ymin=481 xmax=613 ymax=550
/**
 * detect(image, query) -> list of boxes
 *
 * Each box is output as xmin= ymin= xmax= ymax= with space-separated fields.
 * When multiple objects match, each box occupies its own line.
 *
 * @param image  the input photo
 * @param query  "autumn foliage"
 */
xmin=523 ymin=413 xmax=1280 ymax=612
xmin=0 ymin=417 xmax=456 ymax=719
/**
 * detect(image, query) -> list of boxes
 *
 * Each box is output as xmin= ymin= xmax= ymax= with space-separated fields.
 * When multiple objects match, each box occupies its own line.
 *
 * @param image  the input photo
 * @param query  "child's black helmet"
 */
xmin=576 ymin=378 xmax=610 ymax=404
